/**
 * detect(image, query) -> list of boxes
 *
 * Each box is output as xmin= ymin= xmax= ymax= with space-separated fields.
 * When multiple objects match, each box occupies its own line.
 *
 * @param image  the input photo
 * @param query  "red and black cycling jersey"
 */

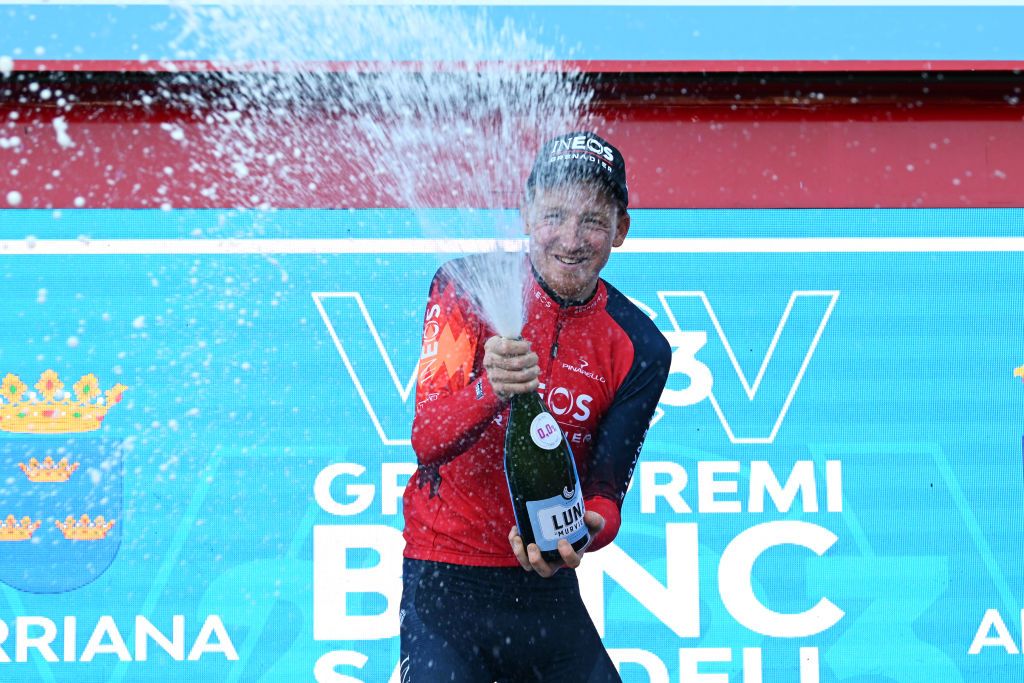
xmin=403 ymin=256 xmax=671 ymax=567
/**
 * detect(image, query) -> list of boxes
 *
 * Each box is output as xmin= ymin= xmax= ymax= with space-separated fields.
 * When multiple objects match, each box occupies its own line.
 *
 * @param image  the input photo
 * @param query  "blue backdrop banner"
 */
xmin=0 ymin=208 xmax=1022 ymax=682
xmin=4 ymin=4 xmax=1024 ymax=63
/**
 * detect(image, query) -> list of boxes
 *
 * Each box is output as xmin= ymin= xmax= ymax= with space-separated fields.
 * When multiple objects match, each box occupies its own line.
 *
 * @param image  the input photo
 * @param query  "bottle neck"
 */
xmin=510 ymin=390 xmax=545 ymax=412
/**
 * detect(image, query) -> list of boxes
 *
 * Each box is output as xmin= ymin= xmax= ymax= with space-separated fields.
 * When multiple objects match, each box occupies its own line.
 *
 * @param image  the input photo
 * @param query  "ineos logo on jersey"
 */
xmin=544 ymin=385 xmax=593 ymax=422
xmin=417 ymin=303 xmax=443 ymax=382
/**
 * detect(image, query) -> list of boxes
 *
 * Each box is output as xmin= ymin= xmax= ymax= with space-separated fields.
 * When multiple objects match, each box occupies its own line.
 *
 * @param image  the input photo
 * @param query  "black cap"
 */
xmin=526 ymin=131 xmax=628 ymax=208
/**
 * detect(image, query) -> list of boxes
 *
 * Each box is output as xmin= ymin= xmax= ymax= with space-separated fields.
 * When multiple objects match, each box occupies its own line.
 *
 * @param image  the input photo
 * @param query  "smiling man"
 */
xmin=401 ymin=132 xmax=671 ymax=682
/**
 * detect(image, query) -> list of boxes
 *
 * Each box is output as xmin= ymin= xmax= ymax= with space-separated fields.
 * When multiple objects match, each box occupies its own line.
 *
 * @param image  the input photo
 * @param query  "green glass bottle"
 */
xmin=504 ymin=390 xmax=590 ymax=563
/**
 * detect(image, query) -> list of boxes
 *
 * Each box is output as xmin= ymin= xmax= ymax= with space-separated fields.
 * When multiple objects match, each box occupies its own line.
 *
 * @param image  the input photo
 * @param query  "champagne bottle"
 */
xmin=504 ymin=390 xmax=590 ymax=563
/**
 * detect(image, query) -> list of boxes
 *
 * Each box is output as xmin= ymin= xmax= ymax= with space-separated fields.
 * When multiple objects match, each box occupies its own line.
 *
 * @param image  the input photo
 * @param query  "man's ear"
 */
xmin=520 ymin=196 xmax=533 ymax=235
xmin=612 ymin=211 xmax=630 ymax=247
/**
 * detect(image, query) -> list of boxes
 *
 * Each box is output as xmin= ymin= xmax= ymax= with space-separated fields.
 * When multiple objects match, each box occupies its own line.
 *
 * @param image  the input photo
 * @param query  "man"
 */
xmin=401 ymin=132 xmax=671 ymax=682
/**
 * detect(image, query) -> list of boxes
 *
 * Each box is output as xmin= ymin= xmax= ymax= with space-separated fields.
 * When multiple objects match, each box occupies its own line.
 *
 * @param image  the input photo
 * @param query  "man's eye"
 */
xmin=543 ymin=212 xmax=563 ymax=222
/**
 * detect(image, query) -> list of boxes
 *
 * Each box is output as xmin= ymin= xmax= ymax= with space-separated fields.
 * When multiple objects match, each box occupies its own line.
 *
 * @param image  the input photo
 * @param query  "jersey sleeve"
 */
xmin=410 ymin=265 xmax=504 ymax=465
xmin=583 ymin=306 xmax=671 ymax=551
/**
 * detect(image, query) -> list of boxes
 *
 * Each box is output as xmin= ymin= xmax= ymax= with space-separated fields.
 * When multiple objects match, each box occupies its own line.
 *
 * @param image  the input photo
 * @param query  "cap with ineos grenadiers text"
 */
xmin=526 ymin=132 xmax=628 ymax=208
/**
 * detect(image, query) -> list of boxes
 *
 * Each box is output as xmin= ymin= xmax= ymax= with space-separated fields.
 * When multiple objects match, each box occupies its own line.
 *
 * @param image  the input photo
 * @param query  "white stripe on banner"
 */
xmin=1 ymin=237 xmax=1024 ymax=255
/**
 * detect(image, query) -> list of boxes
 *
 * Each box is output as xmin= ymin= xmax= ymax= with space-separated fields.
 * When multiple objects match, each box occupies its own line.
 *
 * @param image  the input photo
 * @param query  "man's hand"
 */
xmin=483 ymin=336 xmax=540 ymax=400
xmin=507 ymin=511 xmax=605 ymax=578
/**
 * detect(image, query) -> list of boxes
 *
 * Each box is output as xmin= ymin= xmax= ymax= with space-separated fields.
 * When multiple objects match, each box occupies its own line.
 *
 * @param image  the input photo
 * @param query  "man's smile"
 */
xmin=554 ymin=254 xmax=587 ymax=266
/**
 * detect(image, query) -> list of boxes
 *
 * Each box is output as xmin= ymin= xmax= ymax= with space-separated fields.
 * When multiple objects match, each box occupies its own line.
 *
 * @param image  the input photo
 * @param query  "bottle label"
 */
xmin=530 ymin=412 xmax=561 ymax=450
xmin=524 ymin=487 xmax=587 ymax=551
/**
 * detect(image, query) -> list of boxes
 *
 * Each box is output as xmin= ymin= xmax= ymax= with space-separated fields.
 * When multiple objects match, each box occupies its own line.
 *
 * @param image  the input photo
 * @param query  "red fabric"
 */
xmin=402 ymin=260 xmax=657 ymax=567
xmin=583 ymin=496 xmax=621 ymax=553
xmin=9 ymin=95 xmax=1023 ymax=210
xmin=409 ymin=279 xmax=504 ymax=465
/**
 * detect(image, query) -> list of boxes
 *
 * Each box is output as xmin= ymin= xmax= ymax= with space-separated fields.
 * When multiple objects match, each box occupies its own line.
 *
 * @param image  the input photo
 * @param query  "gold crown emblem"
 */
xmin=0 ymin=515 xmax=42 ymax=542
xmin=55 ymin=514 xmax=116 ymax=541
xmin=1016 ymin=365 xmax=1024 ymax=381
xmin=0 ymin=370 xmax=127 ymax=433
xmin=18 ymin=456 xmax=80 ymax=483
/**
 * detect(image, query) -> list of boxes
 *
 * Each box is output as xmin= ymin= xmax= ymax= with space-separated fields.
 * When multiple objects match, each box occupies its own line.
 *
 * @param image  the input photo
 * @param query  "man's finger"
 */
xmin=558 ymin=539 xmax=581 ymax=569
xmin=489 ymin=377 xmax=540 ymax=396
xmin=486 ymin=351 xmax=539 ymax=372
xmin=527 ymin=543 xmax=559 ymax=578
xmin=485 ymin=336 xmax=532 ymax=357
xmin=508 ymin=527 xmax=533 ymax=571
xmin=486 ymin=366 xmax=539 ymax=384
xmin=492 ymin=380 xmax=540 ymax=395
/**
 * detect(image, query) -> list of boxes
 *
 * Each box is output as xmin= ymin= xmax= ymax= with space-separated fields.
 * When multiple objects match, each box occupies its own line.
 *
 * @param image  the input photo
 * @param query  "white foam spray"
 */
xmin=168 ymin=3 xmax=596 ymax=336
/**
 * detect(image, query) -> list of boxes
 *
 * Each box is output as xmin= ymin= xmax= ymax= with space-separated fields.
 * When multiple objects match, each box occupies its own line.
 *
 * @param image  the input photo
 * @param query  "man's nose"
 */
xmin=558 ymin=218 xmax=587 ymax=246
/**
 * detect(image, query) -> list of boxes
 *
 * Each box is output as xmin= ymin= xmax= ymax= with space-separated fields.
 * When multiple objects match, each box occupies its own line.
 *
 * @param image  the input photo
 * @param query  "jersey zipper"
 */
xmin=541 ymin=309 xmax=566 ymax=406
xmin=550 ymin=310 xmax=566 ymax=361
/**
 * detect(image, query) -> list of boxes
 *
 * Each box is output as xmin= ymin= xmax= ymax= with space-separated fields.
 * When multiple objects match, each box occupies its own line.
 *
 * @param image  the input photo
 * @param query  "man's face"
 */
xmin=522 ymin=182 xmax=630 ymax=302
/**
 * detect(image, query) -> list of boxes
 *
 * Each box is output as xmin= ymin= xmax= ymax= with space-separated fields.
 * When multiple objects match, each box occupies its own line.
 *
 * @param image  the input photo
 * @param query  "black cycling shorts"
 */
xmin=400 ymin=558 xmax=622 ymax=683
